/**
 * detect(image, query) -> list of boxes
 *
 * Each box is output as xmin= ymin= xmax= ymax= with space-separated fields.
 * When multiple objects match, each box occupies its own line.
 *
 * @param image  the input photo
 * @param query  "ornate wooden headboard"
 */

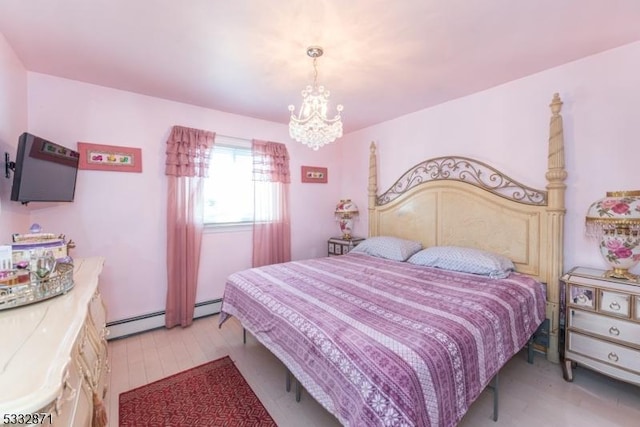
xmin=367 ymin=93 xmax=567 ymax=363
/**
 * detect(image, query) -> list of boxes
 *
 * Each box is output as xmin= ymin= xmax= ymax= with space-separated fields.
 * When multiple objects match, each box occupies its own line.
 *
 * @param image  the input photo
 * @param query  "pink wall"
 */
xmin=7 ymin=34 xmax=640 ymax=322
xmin=0 ymin=34 xmax=30 ymax=238
xmin=26 ymin=75 xmax=342 ymax=322
xmin=339 ymin=40 xmax=640 ymax=276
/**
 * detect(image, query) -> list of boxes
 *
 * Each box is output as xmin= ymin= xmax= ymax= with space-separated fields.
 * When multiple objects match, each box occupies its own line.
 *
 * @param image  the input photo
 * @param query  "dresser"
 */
xmin=562 ymin=266 xmax=640 ymax=386
xmin=328 ymin=236 xmax=365 ymax=256
xmin=0 ymin=257 xmax=108 ymax=426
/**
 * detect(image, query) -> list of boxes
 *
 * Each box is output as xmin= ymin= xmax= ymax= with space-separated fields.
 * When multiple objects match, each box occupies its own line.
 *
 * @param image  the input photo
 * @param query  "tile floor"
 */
xmin=106 ymin=315 xmax=640 ymax=427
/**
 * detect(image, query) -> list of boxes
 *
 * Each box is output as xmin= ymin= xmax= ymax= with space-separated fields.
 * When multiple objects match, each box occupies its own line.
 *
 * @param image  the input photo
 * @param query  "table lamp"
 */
xmin=585 ymin=190 xmax=640 ymax=280
xmin=335 ymin=199 xmax=359 ymax=240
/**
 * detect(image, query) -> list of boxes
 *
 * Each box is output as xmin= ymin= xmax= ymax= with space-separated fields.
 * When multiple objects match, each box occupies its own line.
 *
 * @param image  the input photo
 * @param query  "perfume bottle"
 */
xmin=31 ymin=250 xmax=57 ymax=279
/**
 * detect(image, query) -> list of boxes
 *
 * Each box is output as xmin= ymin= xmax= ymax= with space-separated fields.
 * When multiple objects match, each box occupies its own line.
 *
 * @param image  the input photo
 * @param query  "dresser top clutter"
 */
xmin=0 ymin=229 xmax=74 ymax=310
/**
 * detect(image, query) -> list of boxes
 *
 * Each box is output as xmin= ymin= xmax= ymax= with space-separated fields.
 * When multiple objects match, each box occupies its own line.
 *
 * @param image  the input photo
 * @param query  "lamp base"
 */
xmin=338 ymin=217 xmax=354 ymax=241
xmin=604 ymin=268 xmax=638 ymax=281
xmin=597 ymin=226 xmax=640 ymax=282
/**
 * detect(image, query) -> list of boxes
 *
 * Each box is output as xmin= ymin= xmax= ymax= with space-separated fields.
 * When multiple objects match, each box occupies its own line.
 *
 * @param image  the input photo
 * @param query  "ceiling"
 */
xmin=1 ymin=0 xmax=640 ymax=133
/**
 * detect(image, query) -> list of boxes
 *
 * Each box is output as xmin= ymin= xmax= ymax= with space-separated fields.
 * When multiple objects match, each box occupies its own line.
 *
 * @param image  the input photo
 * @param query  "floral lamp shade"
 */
xmin=585 ymin=191 xmax=640 ymax=280
xmin=335 ymin=199 xmax=359 ymax=240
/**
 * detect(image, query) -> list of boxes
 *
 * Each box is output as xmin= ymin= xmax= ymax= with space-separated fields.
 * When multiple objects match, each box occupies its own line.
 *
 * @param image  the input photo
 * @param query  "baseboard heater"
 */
xmin=106 ymin=298 xmax=222 ymax=340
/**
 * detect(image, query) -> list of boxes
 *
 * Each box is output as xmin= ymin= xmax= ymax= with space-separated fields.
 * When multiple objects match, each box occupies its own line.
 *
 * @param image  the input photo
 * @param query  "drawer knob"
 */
xmin=609 ymin=301 xmax=621 ymax=311
xmin=608 ymin=352 xmax=619 ymax=362
xmin=609 ymin=326 xmax=620 ymax=336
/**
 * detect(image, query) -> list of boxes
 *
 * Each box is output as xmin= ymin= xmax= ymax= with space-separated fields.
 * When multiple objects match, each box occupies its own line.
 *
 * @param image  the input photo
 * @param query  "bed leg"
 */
xmin=527 ymin=336 xmax=535 ymax=364
xmin=295 ymin=379 xmax=302 ymax=402
xmin=491 ymin=373 xmax=499 ymax=422
xmin=286 ymin=369 xmax=302 ymax=401
xmin=243 ymin=327 xmax=246 ymax=344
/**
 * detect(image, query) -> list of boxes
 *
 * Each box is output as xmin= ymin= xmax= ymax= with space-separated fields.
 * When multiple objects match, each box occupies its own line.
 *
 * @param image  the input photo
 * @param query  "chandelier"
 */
xmin=288 ymin=46 xmax=343 ymax=151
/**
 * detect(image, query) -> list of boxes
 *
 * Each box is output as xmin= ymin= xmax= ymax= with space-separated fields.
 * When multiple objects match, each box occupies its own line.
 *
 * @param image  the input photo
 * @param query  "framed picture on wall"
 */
xmin=77 ymin=142 xmax=143 ymax=173
xmin=301 ymin=166 xmax=328 ymax=183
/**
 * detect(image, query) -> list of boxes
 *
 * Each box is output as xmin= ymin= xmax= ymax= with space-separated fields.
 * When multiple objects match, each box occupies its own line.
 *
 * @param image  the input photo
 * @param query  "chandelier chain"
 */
xmin=312 ymin=57 xmax=318 ymax=87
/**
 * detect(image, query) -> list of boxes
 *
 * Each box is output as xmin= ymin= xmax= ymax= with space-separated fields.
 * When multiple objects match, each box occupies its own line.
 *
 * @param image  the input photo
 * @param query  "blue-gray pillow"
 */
xmin=407 ymin=246 xmax=515 ymax=279
xmin=350 ymin=236 xmax=423 ymax=262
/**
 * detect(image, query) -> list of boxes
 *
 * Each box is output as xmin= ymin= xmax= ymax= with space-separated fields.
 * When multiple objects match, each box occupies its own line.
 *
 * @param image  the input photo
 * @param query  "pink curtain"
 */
xmin=165 ymin=125 xmax=215 ymax=328
xmin=252 ymin=140 xmax=291 ymax=267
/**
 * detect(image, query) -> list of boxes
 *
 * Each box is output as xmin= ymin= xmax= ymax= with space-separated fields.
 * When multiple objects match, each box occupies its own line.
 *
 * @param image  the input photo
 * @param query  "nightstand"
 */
xmin=328 ymin=237 xmax=365 ymax=256
xmin=562 ymin=266 xmax=640 ymax=386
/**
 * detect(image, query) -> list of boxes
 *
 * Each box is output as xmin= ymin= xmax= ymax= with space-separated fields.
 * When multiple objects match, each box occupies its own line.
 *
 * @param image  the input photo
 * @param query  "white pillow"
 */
xmin=407 ymin=246 xmax=515 ymax=279
xmin=350 ymin=236 xmax=422 ymax=262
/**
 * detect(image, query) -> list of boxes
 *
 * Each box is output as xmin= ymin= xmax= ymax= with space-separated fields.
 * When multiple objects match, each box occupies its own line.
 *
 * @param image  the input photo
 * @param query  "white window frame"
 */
xmin=203 ymin=136 xmax=253 ymax=232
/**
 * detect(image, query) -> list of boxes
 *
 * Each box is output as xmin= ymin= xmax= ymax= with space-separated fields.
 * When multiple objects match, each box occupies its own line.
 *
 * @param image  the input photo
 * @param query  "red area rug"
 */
xmin=119 ymin=356 xmax=277 ymax=426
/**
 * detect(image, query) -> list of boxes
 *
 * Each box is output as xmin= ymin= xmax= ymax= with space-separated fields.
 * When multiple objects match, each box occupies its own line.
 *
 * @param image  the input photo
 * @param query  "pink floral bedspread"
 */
xmin=219 ymin=253 xmax=545 ymax=427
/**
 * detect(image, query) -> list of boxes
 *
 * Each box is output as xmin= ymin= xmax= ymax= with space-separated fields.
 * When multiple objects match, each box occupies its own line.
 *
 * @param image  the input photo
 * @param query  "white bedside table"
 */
xmin=562 ymin=266 xmax=640 ymax=386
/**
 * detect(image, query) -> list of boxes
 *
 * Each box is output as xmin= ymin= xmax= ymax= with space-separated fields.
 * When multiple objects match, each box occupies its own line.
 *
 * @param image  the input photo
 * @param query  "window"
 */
xmin=203 ymin=139 xmax=253 ymax=225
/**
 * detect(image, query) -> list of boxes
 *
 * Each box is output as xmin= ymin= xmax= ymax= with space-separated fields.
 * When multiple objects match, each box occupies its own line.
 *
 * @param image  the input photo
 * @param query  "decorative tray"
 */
xmin=0 ymin=263 xmax=74 ymax=311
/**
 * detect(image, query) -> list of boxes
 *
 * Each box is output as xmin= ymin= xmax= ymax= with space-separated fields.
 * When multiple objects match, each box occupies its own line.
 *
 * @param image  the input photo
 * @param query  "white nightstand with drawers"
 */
xmin=562 ymin=266 xmax=640 ymax=386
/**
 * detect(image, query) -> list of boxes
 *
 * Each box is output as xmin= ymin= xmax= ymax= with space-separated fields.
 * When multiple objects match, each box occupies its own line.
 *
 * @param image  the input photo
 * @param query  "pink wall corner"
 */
xmin=15 ymin=35 xmax=640 ymax=323
xmin=0 ymin=32 xmax=31 ymax=239
xmin=26 ymin=73 xmax=343 ymax=321
xmin=197 ymin=133 xmax=343 ymax=303
xmin=339 ymin=40 xmax=640 ymax=276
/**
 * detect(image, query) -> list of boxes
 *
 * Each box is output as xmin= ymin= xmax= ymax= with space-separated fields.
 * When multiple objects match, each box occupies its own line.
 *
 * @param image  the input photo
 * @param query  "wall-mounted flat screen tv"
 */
xmin=10 ymin=132 xmax=80 ymax=203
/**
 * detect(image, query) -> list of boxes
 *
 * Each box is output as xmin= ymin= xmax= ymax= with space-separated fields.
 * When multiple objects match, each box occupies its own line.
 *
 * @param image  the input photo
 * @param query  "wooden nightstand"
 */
xmin=562 ymin=266 xmax=640 ymax=386
xmin=328 ymin=237 xmax=365 ymax=256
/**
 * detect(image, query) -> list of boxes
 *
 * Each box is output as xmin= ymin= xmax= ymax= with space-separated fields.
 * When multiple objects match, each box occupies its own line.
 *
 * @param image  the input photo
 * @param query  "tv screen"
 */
xmin=10 ymin=132 xmax=79 ymax=203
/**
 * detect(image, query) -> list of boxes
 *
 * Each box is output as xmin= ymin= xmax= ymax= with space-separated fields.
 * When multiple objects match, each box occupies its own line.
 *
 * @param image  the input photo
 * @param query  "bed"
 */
xmin=219 ymin=93 xmax=567 ymax=426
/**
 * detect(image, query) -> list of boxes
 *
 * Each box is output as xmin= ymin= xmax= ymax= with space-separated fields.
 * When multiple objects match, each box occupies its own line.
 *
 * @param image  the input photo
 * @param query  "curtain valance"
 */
xmin=165 ymin=125 xmax=215 ymax=178
xmin=252 ymin=140 xmax=290 ymax=183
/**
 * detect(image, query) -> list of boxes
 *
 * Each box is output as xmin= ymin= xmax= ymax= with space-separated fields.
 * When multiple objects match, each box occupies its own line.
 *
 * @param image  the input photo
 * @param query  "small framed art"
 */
xmin=301 ymin=166 xmax=327 ymax=183
xmin=77 ymin=142 xmax=142 ymax=172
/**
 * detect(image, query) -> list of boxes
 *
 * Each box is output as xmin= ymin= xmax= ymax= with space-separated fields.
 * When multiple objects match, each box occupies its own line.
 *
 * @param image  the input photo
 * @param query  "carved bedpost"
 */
xmin=368 ymin=142 xmax=378 ymax=237
xmin=545 ymin=93 xmax=568 ymax=363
